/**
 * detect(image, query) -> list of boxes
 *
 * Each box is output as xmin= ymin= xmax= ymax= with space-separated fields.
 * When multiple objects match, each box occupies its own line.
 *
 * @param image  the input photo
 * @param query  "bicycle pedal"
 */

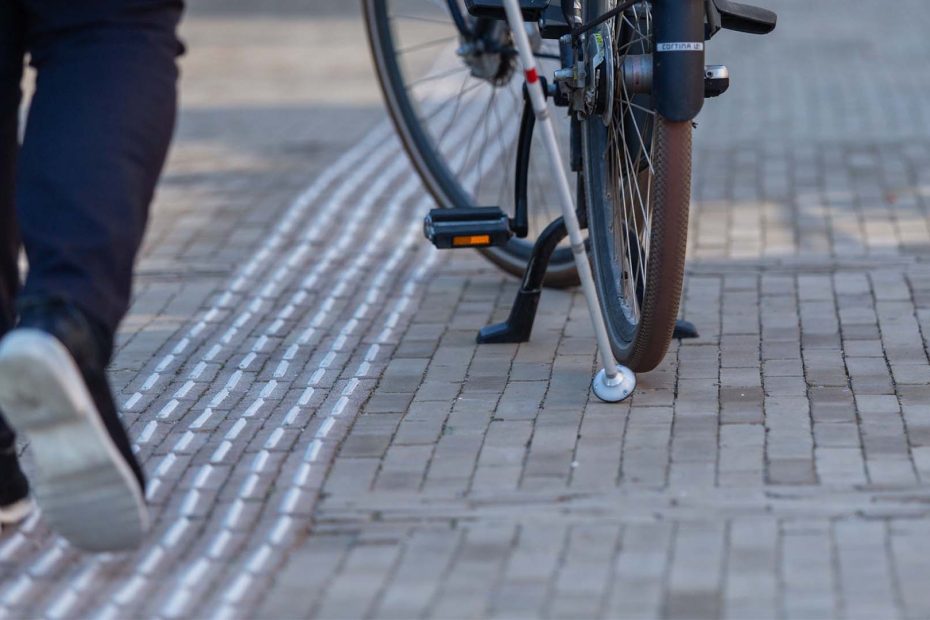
xmin=424 ymin=207 xmax=513 ymax=250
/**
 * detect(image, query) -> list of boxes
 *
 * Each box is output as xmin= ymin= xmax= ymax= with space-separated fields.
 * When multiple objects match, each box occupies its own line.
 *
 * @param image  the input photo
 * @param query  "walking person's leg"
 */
xmin=0 ymin=0 xmax=33 ymax=528
xmin=0 ymin=0 xmax=184 ymax=551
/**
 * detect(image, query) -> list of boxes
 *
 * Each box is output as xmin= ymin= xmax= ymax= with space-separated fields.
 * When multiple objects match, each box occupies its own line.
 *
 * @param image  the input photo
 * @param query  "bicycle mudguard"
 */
xmin=654 ymin=0 xmax=706 ymax=122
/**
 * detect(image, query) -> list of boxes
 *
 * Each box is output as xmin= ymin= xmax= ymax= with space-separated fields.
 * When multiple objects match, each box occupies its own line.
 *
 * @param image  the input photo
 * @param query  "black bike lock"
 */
xmin=654 ymin=0 xmax=706 ymax=122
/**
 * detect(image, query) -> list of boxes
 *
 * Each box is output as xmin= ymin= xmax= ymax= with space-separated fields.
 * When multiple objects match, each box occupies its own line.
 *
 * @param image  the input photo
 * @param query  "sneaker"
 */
xmin=0 ymin=299 xmax=148 ymax=552
xmin=0 ymin=440 xmax=33 ymax=527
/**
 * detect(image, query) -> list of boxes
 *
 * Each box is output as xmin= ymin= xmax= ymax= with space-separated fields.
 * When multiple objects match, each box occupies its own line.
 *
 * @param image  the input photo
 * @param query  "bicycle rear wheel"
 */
xmin=582 ymin=0 xmax=692 ymax=372
xmin=363 ymin=0 xmax=579 ymax=287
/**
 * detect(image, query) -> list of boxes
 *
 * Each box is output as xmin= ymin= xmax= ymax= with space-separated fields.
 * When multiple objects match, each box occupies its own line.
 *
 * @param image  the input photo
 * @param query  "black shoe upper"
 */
xmin=14 ymin=297 xmax=146 ymax=491
xmin=0 ymin=440 xmax=29 ymax=509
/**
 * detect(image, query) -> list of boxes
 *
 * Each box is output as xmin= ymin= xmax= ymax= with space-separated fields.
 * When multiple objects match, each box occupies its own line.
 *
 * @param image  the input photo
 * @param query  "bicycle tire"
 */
xmin=582 ymin=0 xmax=692 ymax=372
xmin=362 ymin=0 xmax=580 ymax=288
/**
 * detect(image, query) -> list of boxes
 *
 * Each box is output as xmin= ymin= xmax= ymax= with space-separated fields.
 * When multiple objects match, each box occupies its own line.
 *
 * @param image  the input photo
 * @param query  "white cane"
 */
xmin=500 ymin=0 xmax=636 ymax=402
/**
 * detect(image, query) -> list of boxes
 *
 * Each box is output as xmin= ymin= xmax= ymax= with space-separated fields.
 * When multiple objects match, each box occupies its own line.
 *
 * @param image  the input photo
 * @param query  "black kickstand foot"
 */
xmin=477 ymin=290 xmax=541 ymax=343
xmin=673 ymin=319 xmax=700 ymax=340
xmin=477 ymin=218 xmax=568 ymax=344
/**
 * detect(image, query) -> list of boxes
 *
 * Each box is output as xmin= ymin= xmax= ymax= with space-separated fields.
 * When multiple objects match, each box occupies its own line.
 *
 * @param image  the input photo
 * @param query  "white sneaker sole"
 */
xmin=0 ymin=330 xmax=149 ymax=552
xmin=0 ymin=497 xmax=33 ymax=526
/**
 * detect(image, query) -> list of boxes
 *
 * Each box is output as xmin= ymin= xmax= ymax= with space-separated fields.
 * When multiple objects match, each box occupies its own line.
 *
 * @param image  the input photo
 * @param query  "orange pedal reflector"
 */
xmin=423 ymin=207 xmax=512 ymax=250
xmin=453 ymin=235 xmax=492 ymax=247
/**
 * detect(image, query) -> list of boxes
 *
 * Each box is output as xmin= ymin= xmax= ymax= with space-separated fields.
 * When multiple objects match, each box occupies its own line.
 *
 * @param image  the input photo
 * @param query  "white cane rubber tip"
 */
xmin=592 ymin=365 xmax=637 ymax=403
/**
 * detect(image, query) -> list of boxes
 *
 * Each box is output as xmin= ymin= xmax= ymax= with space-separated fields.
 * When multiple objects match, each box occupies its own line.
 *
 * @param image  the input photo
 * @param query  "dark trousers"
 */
xmin=0 ymin=1 xmax=183 ymax=447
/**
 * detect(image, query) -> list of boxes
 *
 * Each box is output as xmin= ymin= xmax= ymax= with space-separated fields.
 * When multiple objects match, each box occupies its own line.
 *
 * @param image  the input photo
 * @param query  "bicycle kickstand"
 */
xmin=477 ymin=217 xmax=701 ymax=346
xmin=477 ymin=217 xmax=567 ymax=345
xmin=499 ymin=0 xmax=635 ymax=403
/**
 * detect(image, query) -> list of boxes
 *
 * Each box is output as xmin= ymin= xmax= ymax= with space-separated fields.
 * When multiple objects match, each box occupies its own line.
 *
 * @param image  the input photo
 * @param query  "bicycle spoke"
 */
xmin=491 ymin=93 xmax=520 ymax=209
xmin=436 ymin=72 xmax=477 ymax=146
xmin=396 ymin=34 xmax=459 ymax=56
xmin=619 ymin=73 xmax=655 ymax=174
xmin=474 ymin=88 xmax=499 ymax=199
xmin=377 ymin=0 xmax=576 ymax=268
xmin=459 ymin=87 xmax=497 ymax=179
xmin=624 ymin=100 xmax=657 ymax=117
xmin=599 ymin=2 xmax=660 ymax=323
xmin=406 ymin=65 xmax=471 ymax=89
xmin=389 ymin=14 xmax=454 ymax=26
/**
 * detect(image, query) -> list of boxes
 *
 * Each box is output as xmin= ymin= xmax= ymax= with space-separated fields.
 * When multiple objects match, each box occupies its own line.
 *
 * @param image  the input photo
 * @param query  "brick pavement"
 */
xmin=3 ymin=1 xmax=930 ymax=619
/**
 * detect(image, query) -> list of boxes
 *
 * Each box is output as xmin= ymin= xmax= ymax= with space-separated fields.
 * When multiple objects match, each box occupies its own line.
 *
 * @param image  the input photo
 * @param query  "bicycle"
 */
xmin=364 ymin=0 xmax=775 ymax=386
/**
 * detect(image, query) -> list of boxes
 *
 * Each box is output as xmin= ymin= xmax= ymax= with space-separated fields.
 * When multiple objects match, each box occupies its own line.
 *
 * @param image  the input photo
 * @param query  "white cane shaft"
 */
xmin=537 ymin=121 xmax=620 ymax=377
xmin=501 ymin=0 xmax=621 ymax=379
